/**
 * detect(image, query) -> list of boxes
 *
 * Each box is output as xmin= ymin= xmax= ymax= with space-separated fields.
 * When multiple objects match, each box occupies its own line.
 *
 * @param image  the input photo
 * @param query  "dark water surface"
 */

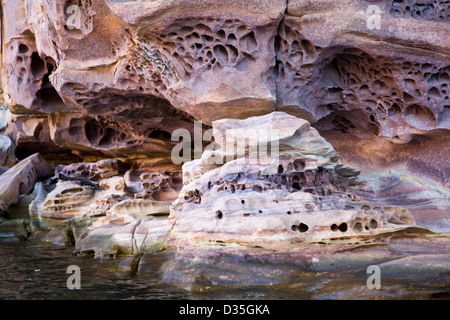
xmin=0 ymin=238 xmax=449 ymax=300
xmin=0 ymin=240 xmax=188 ymax=300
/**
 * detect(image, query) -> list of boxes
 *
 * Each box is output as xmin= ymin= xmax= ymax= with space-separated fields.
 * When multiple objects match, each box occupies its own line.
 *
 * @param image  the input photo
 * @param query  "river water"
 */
xmin=0 ymin=239 xmax=188 ymax=300
xmin=0 ymin=237 xmax=449 ymax=300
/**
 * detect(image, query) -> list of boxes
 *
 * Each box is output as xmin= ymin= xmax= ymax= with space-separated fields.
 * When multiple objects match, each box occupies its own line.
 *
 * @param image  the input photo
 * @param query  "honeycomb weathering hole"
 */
xmin=298 ymin=223 xmax=309 ymax=233
xmin=277 ymin=165 xmax=284 ymax=174
xmin=353 ymin=222 xmax=364 ymax=232
xmin=18 ymin=44 xmax=29 ymax=53
xmin=31 ymin=52 xmax=46 ymax=78
xmin=292 ymin=223 xmax=309 ymax=233
xmin=338 ymin=223 xmax=348 ymax=232
xmin=98 ymin=128 xmax=119 ymax=147
xmin=213 ymin=45 xmax=228 ymax=65
xmin=148 ymin=130 xmax=171 ymax=141
xmin=331 ymin=223 xmax=348 ymax=232
xmin=61 ymin=187 xmax=84 ymax=194
xmin=403 ymin=104 xmax=436 ymax=129
xmin=84 ymin=119 xmax=103 ymax=144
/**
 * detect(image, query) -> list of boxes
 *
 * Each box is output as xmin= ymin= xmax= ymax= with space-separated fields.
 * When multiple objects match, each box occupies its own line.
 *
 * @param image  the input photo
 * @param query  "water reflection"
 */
xmin=0 ymin=238 xmax=448 ymax=300
xmin=0 ymin=240 xmax=186 ymax=300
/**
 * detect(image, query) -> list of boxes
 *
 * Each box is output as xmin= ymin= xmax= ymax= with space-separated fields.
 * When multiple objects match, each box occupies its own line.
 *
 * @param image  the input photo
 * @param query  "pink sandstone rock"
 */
xmin=0 ymin=153 xmax=52 ymax=211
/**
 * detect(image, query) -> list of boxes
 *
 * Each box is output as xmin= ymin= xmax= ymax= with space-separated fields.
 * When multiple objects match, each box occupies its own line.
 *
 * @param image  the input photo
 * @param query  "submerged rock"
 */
xmin=378 ymin=254 xmax=450 ymax=278
xmin=75 ymin=217 xmax=170 ymax=257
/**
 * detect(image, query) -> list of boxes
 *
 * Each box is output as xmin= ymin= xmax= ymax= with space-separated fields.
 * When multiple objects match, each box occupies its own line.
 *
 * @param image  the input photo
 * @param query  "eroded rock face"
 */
xmin=0 ymin=153 xmax=52 ymax=212
xmin=0 ymin=106 xmax=16 ymax=167
xmin=168 ymin=112 xmax=417 ymax=251
xmin=75 ymin=215 xmax=170 ymax=257
xmin=160 ymin=112 xmax=443 ymax=290
xmin=28 ymin=157 xmax=180 ymax=255
xmin=0 ymin=0 xmax=449 ymax=291
xmin=278 ymin=1 xmax=450 ymax=129
xmin=275 ymin=0 xmax=450 ymax=190
xmin=1 ymin=0 xmax=448 ymax=187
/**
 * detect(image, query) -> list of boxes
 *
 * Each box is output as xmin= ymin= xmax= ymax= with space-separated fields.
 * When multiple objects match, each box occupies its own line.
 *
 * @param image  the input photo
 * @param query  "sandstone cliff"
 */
xmin=0 ymin=0 xmax=449 ymax=290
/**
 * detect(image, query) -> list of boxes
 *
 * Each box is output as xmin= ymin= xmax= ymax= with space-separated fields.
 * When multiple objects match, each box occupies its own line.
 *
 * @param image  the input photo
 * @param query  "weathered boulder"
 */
xmin=26 ymin=157 xmax=178 ymax=256
xmin=168 ymin=112 xmax=417 ymax=251
xmin=0 ymin=135 xmax=15 ymax=167
xmin=378 ymin=254 xmax=450 ymax=278
xmin=0 ymin=153 xmax=52 ymax=212
xmin=0 ymin=106 xmax=16 ymax=167
xmin=75 ymin=216 xmax=170 ymax=257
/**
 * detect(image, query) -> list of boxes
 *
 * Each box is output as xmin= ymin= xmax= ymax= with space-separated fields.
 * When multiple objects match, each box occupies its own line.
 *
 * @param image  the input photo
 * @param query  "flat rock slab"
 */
xmin=378 ymin=254 xmax=450 ymax=277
